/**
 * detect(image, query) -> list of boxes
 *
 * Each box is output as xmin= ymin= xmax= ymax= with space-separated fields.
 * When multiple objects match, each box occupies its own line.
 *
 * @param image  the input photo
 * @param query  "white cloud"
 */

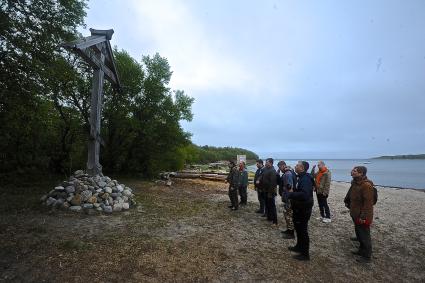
xmin=130 ymin=0 xmax=254 ymax=93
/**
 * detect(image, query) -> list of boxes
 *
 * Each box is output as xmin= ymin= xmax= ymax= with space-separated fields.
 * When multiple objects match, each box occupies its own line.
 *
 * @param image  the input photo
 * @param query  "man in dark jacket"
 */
xmin=226 ymin=161 xmax=239 ymax=210
xmin=254 ymin=159 xmax=265 ymax=214
xmin=286 ymin=161 xmax=314 ymax=261
xmin=262 ymin=158 xmax=278 ymax=226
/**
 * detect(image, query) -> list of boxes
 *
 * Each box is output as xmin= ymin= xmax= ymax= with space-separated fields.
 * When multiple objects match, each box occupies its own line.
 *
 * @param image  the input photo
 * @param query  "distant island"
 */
xmin=373 ymin=154 xmax=425 ymax=160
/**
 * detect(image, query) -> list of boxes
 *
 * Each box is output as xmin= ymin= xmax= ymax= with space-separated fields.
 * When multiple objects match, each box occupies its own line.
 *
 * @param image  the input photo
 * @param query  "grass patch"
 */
xmin=60 ymin=239 xmax=94 ymax=251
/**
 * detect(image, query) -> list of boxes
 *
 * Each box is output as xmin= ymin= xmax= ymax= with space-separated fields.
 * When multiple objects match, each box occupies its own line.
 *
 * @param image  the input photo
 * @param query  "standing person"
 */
xmin=279 ymin=161 xmax=296 ymax=239
xmin=262 ymin=158 xmax=278 ymax=227
xmin=286 ymin=161 xmax=314 ymax=261
xmin=254 ymin=159 xmax=265 ymax=214
xmin=226 ymin=160 xmax=239 ymax=210
xmin=238 ymin=161 xmax=249 ymax=206
xmin=311 ymin=161 xmax=332 ymax=223
xmin=345 ymin=166 xmax=374 ymax=263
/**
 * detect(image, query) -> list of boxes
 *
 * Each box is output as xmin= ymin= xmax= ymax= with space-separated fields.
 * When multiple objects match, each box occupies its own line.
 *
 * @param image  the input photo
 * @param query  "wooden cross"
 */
xmin=62 ymin=29 xmax=121 ymax=176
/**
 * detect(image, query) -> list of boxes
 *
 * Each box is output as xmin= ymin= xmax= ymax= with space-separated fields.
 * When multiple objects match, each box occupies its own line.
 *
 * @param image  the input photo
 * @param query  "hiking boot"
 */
xmin=293 ymin=254 xmax=310 ymax=261
xmin=231 ymin=207 xmax=238 ymax=211
xmin=228 ymin=205 xmax=234 ymax=208
xmin=356 ymin=256 xmax=371 ymax=263
xmin=351 ymin=250 xmax=362 ymax=256
xmin=282 ymin=230 xmax=295 ymax=239
xmin=288 ymin=246 xmax=302 ymax=253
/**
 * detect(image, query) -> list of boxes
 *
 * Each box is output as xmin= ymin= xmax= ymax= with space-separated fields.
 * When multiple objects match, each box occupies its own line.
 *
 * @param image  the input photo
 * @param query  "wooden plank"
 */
xmin=75 ymin=48 xmax=118 ymax=85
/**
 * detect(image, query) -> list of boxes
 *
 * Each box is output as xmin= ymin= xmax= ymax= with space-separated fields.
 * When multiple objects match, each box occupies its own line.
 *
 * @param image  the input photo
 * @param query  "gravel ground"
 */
xmin=0 ymin=178 xmax=424 ymax=282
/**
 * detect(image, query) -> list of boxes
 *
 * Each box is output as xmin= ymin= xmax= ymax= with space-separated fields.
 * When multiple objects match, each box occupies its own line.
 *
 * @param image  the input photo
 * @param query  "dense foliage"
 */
xmin=0 ymin=0 xmax=257 ymax=179
xmin=181 ymin=144 xmax=259 ymax=164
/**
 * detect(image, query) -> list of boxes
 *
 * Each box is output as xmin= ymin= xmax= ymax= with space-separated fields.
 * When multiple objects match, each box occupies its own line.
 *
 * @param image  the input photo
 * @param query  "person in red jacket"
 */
xmin=345 ymin=166 xmax=374 ymax=263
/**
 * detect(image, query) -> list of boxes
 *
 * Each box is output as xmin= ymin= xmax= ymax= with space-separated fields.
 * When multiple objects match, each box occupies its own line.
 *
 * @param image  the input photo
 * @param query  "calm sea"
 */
xmin=247 ymin=159 xmax=425 ymax=190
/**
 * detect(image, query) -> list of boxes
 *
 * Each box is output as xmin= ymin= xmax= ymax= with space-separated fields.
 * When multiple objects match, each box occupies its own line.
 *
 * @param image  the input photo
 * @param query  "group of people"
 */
xmin=226 ymin=158 xmax=375 ymax=263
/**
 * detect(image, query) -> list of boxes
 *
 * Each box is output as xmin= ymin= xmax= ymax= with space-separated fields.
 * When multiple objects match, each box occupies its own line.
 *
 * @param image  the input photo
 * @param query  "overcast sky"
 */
xmin=83 ymin=0 xmax=425 ymax=158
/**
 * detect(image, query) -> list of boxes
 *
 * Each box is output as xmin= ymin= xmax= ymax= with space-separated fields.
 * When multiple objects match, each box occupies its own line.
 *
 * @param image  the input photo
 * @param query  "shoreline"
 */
xmin=332 ymin=180 xmax=425 ymax=192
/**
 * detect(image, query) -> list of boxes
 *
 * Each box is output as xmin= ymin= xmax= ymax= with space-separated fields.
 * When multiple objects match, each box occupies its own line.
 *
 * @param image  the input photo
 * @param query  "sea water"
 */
xmin=247 ymin=159 xmax=425 ymax=190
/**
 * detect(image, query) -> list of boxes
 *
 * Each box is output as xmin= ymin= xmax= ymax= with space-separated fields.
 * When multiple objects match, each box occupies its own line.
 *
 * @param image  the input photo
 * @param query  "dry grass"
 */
xmin=0 ymin=178 xmax=424 ymax=282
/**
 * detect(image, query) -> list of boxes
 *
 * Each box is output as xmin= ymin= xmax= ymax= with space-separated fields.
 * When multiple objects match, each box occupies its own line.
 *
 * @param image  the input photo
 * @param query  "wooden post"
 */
xmin=87 ymin=45 xmax=105 ymax=176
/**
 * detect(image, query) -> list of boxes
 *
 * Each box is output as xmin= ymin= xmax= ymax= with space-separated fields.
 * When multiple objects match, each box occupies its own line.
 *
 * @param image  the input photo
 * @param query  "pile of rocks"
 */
xmin=41 ymin=170 xmax=136 ymax=213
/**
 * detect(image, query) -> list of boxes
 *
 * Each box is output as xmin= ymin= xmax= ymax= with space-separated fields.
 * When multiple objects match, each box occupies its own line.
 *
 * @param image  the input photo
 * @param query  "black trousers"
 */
xmin=262 ymin=191 xmax=268 ymax=215
xmin=293 ymin=202 xmax=313 ymax=256
xmin=228 ymin=187 xmax=239 ymax=208
xmin=266 ymin=195 xmax=277 ymax=224
xmin=239 ymin=185 xmax=247 ymax=204
xmin=257 ymin=190 xmax=265 ymax=213
xmin=316 ymin=193 xmax=330 ymax=218
xmin=353 ymin=219 xmax=372 ymax=258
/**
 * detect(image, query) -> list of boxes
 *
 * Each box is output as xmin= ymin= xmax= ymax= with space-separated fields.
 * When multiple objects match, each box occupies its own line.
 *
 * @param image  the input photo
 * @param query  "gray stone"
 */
xmin=105 ymin=187 xmax=112 ymax=194
xmin=62 ymin=202 xmax=70 ymax=209
xmin=82 ymin=203 xmax=93 ymax=209
xmin=103 ymin=206 xmax=112 ymax=213
xmin=69 ymin=206 xmax=82 ymax=212
xmin=123 ymin=196 xmax=129 ymax=202
xmin=112 ymin=187 xmax=118 ymax=193
xmin=96 ymin=207 xmax=103 ymax=211
xmin=65 ymin=186 xmax=75 ymax=194
xmin=54 ymin=186 xmax=65 ymax=191
xmin=116 ymin=185 xmax=124 ymax=192
xmin=80 ymin=190 xmax=92 ymax=202
xmin=111 ymin=193 xmax=118 ymax=199
xmin=97 ymin=181 xmax=106 ymax=188
xmin=74 ymin=170 xmax=84 ymax=176
xmin=55 ymin=198 xmax=64 ymax=207
xmin=166 ymin=181 xmax=172 ymax=186
xmin=105 ymin=177 xmax=111 ymax=183
xmin=113 ymin=203 xmax=123 ymax=212
xmin=46 ymin=197 xmax=56 ymax=206
xmin=108 ymin=197 xmax=113 ymax=204
xmin=96 ymin=188 xmax=102 ymax=193
xmin=93 ymin=203 xmax=100 ymax=208
xmin=66 ymin=195 xmax=74 ymax=202
xmin=123 ymin=190 xmax=132 ymax=197
xmin=122 ymin=203 xmax=130 ymax=210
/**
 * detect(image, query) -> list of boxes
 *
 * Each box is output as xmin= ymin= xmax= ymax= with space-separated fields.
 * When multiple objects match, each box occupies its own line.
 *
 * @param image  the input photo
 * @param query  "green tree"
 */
xmin=0 ymin=0 xmax=87 ymax=174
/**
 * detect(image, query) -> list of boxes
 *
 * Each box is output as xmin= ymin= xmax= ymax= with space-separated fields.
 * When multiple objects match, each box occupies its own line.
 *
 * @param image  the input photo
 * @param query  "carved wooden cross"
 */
xmin=62 ymin=29 xmax=121 ymax=176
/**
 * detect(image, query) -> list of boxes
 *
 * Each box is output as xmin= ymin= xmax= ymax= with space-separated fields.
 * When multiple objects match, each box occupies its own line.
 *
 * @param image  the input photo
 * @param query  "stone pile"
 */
xmin=40 ymin=170 xmax=136 ymax=213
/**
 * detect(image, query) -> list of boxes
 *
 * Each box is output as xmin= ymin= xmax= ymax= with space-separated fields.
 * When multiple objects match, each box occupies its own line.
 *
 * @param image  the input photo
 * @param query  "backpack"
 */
xmin=373 ymin=186 xmax=378 ymax=205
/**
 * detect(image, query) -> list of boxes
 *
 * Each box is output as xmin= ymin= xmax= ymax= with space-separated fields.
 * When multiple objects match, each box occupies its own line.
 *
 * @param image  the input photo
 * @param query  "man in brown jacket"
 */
xmin=345 ymin=166 xmax=374 ymax=263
